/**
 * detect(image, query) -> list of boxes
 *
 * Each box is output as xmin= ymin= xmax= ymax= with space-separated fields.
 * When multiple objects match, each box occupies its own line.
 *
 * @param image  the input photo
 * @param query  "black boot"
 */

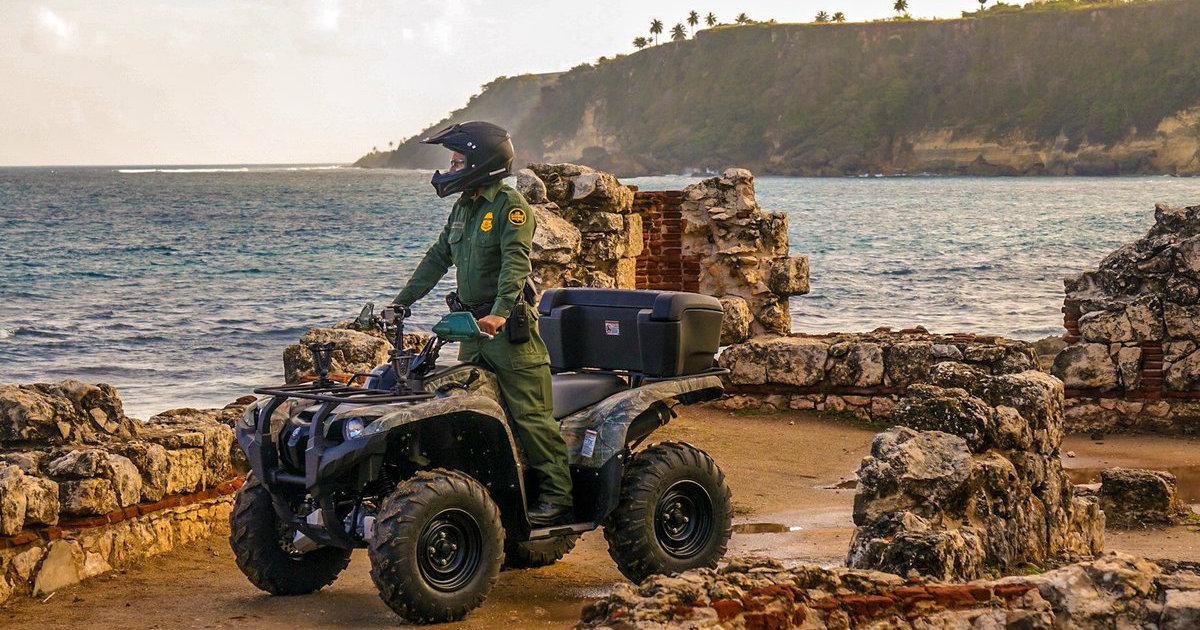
xmin=528 ymin=502 xmax=573 ymax=527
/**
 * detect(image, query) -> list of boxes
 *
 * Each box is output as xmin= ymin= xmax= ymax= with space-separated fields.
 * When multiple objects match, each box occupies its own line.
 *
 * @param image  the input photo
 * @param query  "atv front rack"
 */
xmin=253 ymin=381 xmax=434 ymax=405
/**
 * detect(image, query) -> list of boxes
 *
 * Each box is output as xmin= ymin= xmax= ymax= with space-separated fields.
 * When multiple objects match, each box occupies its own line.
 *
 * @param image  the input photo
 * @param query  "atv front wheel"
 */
xmin=604 ymin=442 xmax=732 ymax=583
xmin=368 ymin=469 xmax=504 ymax=623
xmin=229 ymin=477 xmax=352 ymax=595
xmin=503 ymin=534 xmax=579 ymax=569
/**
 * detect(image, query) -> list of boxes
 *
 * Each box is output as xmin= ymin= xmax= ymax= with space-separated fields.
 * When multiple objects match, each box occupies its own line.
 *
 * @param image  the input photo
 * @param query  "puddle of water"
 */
xmin=816 ymin=477 xmax=858 ymax=491
xmin=733 ymin=523 xmax=803 ymax=534
xmin=1066 ymin=465 xmax=1200 ymax=503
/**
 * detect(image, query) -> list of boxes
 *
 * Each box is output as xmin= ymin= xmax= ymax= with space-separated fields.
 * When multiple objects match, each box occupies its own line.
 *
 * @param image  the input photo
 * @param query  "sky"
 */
xmin=2 ymin=0 xmax=991 ymax=166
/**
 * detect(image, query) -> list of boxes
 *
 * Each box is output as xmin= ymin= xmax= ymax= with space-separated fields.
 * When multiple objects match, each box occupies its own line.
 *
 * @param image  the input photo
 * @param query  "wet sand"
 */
xmin=3 ymin=408 xmax=1199 ymax=629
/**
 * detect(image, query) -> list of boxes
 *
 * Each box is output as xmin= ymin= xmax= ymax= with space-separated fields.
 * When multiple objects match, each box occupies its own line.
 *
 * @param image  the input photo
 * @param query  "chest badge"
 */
xmin=507 ymin=208 xmax=527 ymax=227
xmin=480 ymin=211 xmax=493 ymax=232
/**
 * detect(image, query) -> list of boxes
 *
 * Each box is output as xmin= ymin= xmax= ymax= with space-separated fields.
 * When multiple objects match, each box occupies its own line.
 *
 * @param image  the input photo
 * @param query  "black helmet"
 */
xmin=422 ymin=121 xmax=515 ymax=198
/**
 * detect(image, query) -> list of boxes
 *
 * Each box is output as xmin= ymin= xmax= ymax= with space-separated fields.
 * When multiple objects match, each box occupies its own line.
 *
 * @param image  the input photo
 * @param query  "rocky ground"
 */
xmin=1 ymin=406 xmax=1198 ymax=628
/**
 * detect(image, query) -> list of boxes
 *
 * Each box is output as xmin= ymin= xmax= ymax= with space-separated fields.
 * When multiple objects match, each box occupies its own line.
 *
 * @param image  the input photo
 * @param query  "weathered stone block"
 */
xmin=828 ymin=342 xmax=884 ymax=388
xmin=1052 ymin=343 xmax=1119 ymax=390
xmin=1079 ymin=309 xmax=1135 ymax=343
xmin=1100 ymin=468 xmax=1187 ymax=528
xmin=0 ymin=466 xmax=27 ymax=536
xmin=165 ymin=448 xmax=204 ymax=495
xmin=717 ymin=297 xmax=752 ymax=345
xmin=766 ymin=256 xmax=810 ymax=296
xmin=58 ymin=478 xmax=118 ymax=516
xmin=764 ymin=337 xmax=829 ymax=387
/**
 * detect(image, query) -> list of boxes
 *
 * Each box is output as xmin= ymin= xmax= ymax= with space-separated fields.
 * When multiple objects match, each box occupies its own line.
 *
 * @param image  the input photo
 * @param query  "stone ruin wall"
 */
xmin=518 ymin=164 xmax=809 ymax=345
xmin=1053 ymin=203 xmax=1200 ymax=434
xmin=715 ymin=329 xmax=1040 ymax=422
xmin=0 ymin=381 xmax=246 ymax=603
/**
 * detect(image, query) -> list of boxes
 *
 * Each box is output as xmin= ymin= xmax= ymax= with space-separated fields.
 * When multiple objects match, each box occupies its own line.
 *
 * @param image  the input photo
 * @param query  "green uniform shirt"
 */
xmin=394 ymin=181 xmax=535 ymax=318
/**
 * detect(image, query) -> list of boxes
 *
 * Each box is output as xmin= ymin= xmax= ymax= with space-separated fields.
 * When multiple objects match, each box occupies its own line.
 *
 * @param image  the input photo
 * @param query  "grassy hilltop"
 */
xmin=359 ymin=0 xmax=1200 ymax=176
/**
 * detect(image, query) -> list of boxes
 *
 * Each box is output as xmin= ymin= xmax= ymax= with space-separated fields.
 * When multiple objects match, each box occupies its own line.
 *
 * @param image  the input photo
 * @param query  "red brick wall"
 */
xmin=630 ymin=188 xmax=700 ymax=292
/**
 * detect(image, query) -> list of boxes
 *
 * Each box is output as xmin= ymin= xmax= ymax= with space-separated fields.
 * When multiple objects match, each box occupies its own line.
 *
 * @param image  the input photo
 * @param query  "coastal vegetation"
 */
xmin=359 ymin=0 xmax=1200 ymax=176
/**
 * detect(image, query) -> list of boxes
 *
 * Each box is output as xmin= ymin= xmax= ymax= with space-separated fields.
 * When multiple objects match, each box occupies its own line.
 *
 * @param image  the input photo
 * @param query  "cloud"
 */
xmin=21 ymin=5 xmax=76 ymax=53
xmin=37 ymin=6 xmax=74 ymax=41
xmin=309 ymin=0 xmax=340 ymax=33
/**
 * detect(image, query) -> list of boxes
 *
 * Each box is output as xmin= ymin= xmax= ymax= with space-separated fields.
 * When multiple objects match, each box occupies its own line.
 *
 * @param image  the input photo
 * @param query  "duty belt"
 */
xmin=446 ymin=291 xmax=493 ymax=319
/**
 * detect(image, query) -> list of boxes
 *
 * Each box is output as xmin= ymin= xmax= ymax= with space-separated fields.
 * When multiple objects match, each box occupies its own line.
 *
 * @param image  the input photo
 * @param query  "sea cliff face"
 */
xmin=362 ymin=0 xmax=1200 ymax=177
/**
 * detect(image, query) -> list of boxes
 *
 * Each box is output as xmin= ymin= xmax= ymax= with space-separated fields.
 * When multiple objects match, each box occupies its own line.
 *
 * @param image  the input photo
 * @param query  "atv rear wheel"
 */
xmin=604 ymin=442 xmax=732 ymax=583
xmin=368 ymin=469 xmax=504 ymax=623
xmin=229 ymin=477 xmax=352 ymax=595
xmin=503 ymin=534 xmax=579 ymax=569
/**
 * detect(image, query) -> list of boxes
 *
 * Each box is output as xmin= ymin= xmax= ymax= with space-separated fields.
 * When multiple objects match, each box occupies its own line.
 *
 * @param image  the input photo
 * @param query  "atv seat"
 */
xmin=551 ymin=373 xmax=627 ymax=420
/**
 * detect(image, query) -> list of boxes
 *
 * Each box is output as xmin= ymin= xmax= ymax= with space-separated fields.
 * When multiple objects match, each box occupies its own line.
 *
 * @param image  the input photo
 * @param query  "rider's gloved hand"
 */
xmin=389 ymin=302 xmax=412 ymax=319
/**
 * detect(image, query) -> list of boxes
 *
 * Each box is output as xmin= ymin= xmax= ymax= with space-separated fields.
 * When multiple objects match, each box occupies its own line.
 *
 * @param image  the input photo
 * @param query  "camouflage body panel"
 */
xmin=246 ymin=363 xmax=513 ymax=446
xmin=560 ymin=374 xmax=724 ymax=468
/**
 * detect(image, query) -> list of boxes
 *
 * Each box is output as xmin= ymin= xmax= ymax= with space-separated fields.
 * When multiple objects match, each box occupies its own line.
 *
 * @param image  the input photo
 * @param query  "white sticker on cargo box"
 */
xmin=604 ymin=320 xmax=620 ymax=336
xmin=581 ymin=429 xmax=598 ymax=458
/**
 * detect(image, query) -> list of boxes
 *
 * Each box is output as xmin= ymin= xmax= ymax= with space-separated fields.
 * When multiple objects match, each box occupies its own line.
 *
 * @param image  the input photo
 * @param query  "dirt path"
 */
xmin=0 ymin=407 xmax=875 ymax=629
xmin=5 ymin=409 xmax=1199 ymax=628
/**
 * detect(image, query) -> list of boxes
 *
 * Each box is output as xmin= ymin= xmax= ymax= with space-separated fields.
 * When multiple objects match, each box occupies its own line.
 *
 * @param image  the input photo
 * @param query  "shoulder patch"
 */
xmin=507 ymin=207 xmax=528 ymax=227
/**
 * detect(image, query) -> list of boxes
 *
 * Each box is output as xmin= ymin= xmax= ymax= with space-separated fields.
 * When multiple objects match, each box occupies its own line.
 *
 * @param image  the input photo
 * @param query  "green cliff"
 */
xmin=359 ymin=0 xmax=1200 ymax=176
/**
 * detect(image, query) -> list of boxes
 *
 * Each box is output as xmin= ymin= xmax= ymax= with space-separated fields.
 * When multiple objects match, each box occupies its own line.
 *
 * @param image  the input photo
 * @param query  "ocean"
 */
xmin=2 ymin=166 xmax=1199 ymax=418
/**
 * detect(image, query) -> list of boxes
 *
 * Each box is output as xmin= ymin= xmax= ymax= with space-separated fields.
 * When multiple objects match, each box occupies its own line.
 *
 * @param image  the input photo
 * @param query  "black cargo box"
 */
xmin=537 ymin=289 xmax=724 ymax=377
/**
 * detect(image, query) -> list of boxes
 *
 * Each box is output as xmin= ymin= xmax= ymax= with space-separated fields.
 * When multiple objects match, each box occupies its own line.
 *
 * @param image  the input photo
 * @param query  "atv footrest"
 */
xmin=527 ymin=522 xmax=596 ymax=541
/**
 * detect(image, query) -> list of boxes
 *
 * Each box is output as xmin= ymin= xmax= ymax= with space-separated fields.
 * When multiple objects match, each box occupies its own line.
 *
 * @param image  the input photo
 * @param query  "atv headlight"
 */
xmin=343 ymin=417 xmax=367 ymax=440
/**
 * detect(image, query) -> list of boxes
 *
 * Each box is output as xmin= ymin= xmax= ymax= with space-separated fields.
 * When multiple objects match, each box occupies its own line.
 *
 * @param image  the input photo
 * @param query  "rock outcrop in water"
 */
xmin=847 ymin=363 xmax=1103 ymax=580
xmin=1100 ymin=467 xmax=1189 ymax=529
xmin=577 ymin=553 xmax=1200 ymax=630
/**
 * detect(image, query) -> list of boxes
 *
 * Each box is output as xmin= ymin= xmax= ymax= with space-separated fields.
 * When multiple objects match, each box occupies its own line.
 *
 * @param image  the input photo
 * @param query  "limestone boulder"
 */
xmin=717 ymin=297 xmax=751 ymax=345
xmin=1052 ymin=343 xmax=1119 ymax=390
xmin=514 ymin=168 xmax=548 ymax=204
xmin=164 ymin=448 xmax=204 ymax=495
xmin=528 ymin=163 xmax=632 ymax=213
xmin=885 ymin=341 xmax=934 ymax=388
xmin=58 ymin=478 xmax=118 ymax=516
xmin=764 ymin=337 xmax=829 ymax=387
xmin=828 ymin=342 xmax=884 ymax=388
xmin=530 ymin=204 xmax=581 ymax=265
xmin=0 ymin=380 xmax=137 ymax=446
xmin=891 ymin=385 xmax=994 ymax=452
xmin=0 ymin=466 xmax=27 ymax=536
xmin=766 ymin=255 xmax=810 ymax=297
xmin=1166 ymin=348 xmax=1200 ymax=391
xmin=143 ymin=409 xmax=235 ymax=487
xmin=852 ymin=427 xmax=972 ymax=525
xmin=111 ymin=441 xmax=170 ymax=502
xmin=1078 ymin=309 xmax=1135 ymax=343
xmin=717 ymin=339 xmax=768 ymax=385
xmin=1100 ymin=468 xmax=1188 ymax=528
xmin=24 ymin=476 xmax=59 ymax=526
xmin=282 ymin=327 xmax=389 ymax=384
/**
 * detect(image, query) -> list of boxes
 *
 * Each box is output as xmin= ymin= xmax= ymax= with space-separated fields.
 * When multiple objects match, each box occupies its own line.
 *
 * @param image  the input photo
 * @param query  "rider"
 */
xmin=391 ymin=121 xmax=573 ymax=527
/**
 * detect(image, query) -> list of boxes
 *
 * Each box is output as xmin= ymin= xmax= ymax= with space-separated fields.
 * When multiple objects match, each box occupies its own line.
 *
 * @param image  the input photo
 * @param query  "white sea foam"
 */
xmin=119 ymin=165 xmax=343 ymax=174
xmin=0 ymin=328 xmax=12 ymax=340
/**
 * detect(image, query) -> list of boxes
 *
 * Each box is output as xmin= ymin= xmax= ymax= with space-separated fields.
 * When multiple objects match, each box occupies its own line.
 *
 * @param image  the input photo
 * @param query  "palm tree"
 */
xmin=670 ymin=23 xmax=687 ymax=41
xmin=387 ymin=141 xmax=394 ymax=150
xmin=633 ymin=36 xmax=649 ymax=49
xmin=893 ymin=0 xmax=908 ymax=15
xmin=977 ymin=0 xmax=987 ymax=9
xmin=735 ymin=12 xmax=750 ymax=24
xmin=815 ymin=11 xmax=830 ymax=22
xmin=650 ymin=19 xmax=664 ymax=44
xmin=687 ymin=10 xmax=699 ymax=34
xmin=705 ymin=12 xmax=717 ymax=27
xmin=833 ymin=11 xmax=846 ymax=22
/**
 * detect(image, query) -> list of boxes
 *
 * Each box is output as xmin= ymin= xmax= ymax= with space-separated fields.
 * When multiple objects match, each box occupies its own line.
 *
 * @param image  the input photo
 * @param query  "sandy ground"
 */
xmin=3 ymin=407 xmax=1199 ymax=629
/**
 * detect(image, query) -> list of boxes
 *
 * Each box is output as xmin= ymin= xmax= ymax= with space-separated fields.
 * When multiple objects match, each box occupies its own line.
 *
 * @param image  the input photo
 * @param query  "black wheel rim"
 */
xmin=417 ymin=508 xmax=483 ymax=592
xmin=654 ymin=480 xmax=714 ymax=559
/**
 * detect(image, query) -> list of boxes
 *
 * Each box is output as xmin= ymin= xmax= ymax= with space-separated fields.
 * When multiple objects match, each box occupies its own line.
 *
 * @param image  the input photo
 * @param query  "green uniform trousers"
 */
xmin=458 ymin=305 xmax=573 ymax=508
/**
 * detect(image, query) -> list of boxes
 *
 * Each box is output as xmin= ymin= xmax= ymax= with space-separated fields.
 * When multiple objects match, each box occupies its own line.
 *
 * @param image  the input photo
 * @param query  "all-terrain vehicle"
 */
xmin=230 ymin=288 xmax=733 ymax=623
